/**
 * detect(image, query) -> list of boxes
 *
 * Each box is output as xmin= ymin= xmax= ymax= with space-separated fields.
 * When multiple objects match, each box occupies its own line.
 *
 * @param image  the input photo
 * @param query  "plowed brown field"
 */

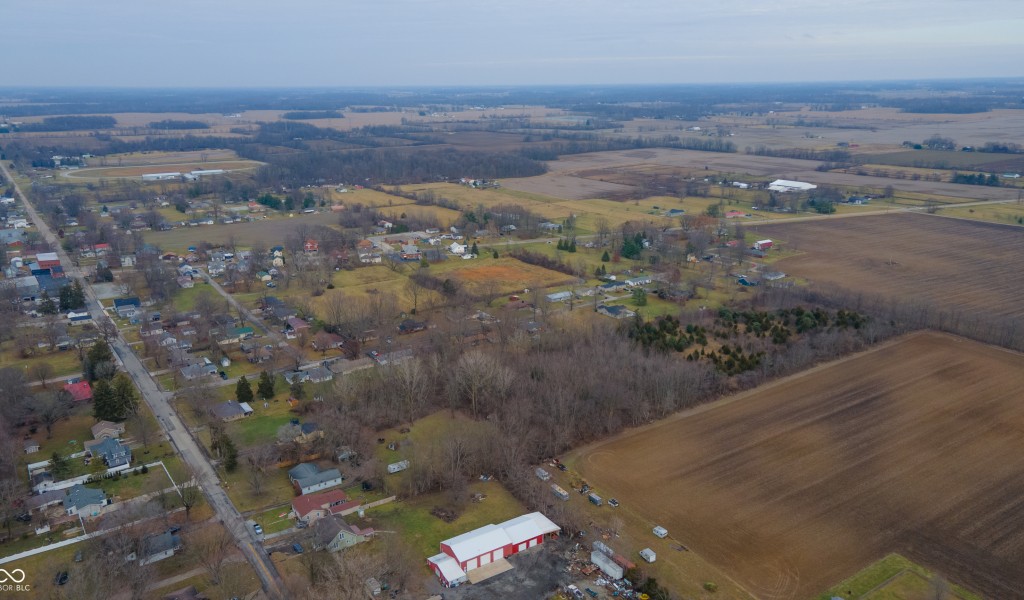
xmin=764 ymin=213 xmax=1024 ymax=319
xmin=575 ymin=332 xmax=1024 ymax=599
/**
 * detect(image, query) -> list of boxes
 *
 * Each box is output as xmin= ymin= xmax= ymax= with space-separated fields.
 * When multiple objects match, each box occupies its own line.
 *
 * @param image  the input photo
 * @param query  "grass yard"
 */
xmin=818 ymin=554 xmax=981 ymax=600
xmin=222 ymin=464 xmax=296 ymax=514
xmin=3 ymin=346 xmax=83 ymax=380
xmin=370 ymin=479 xmax=526 ymax=559
xmin=226 ymin=394 xmax=296 ymax=446
xmin=936 ymin=201 xmax=1024 ymax=227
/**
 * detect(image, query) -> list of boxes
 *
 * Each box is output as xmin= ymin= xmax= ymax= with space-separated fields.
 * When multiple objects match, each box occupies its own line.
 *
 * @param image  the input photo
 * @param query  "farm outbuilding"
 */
xmin=429 ymin=512 xmax=560 ymax=587
xmin=768 ymin=179 xmax=817 ymax=192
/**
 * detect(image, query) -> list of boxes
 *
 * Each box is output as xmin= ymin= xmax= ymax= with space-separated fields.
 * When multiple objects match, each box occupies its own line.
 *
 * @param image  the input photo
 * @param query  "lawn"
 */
xmin=222 ymin=466 xmax=295 ymax=514
xmin=29 ymin=407 xmax=95 ymax=459
xmin=227 ymin=393 xmax=296 ymax=447
xmin=3 ymin=346 xmax=83 ymax=380
xmin=251 ymin=504 xmax=296 ymax=534
xmin=818 ymin=553 xmax=981 ymax=600
xmin=370 ymin=479 xmax=526 ymax=559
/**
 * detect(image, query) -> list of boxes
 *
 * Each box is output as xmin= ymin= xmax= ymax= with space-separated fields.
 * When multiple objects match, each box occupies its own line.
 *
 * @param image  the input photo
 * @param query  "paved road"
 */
xmin=0 ymin=162 xmax=286 ymax=599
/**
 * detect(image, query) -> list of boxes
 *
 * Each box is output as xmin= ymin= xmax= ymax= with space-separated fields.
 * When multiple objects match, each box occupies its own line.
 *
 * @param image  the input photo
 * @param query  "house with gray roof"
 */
xmin=87 ymin=437 xmax=132 ymax=469
xmin=312 ymin=515 xmax=374 ymax=552
xmin=210 ymin=400 xmax=253 ymax=422
xmin=138 ymin=532 xmax=183 ymax=565
xmin=288 ymin=463 xmax=344 ymax=495
xmin=65 ymin=484 xmax=109 ymax=516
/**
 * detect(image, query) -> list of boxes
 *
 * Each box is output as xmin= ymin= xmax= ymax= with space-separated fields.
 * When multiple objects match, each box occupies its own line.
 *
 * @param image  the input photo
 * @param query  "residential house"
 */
xmin=303 ymin=239 xmax=319 ymax=253
xmin=312 ymin=331 xmax=344 ymax=351
xmin=120 ymin=254 xmax=136 ymax=267
xmin=87 ymin=437 xmax=132 ymax=469
xmin=597 ymin=305 xmax=636 ymax=319
xmin=400 ymin=245 xmax=421 ymax=260
xmin=135 ymin=532 xmax=183 ymax=565
xmin=397 ymin=319 xmax=427 ymax=335
xmin=285 ymin=317 xmax=310 ymax=335
xmin=64 ymin=484 xmax=109 ymax=516
xmin=24 ymin=440 xmax=40 ymax=454
xmin=26 ymin=489 xmax=64 ymax=513
xmin=305 ymin=366 xmax=333 ymax=383
xmin=546 ymin=291 xmax=572 ymax=303
xmin=91 ymin=420 xmax=125 ymax=440
xmin=283 ymin=370 xmax=310 ymax=385
xmin=288 ymin=463 xmax=344 ymax=495
xmin=63 ymin=380 xmax=93 ymax=403
xmin=625 ymin=276 xmax=652 ymax=287
xmin=312 ymin=515 xmax=374 ymax=552
xmin=295 ymin=422 xmax=324 ymax=444
xmin=291 ymin=489 xmax=360 ymax=524
xmin=210 ymin=401 xmax=254 ymax=422
xmin=176 ymin=276 xmax=194 ymax=289
xmin=448 ymin=242 xmax=466 ymax=255
xmin=114 ymin=297 xmax=141 ymax=318
xmin=179 ymin=362 xmax=215 ymax=381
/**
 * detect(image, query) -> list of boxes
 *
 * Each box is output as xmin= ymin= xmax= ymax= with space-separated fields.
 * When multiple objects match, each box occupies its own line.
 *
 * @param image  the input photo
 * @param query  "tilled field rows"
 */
xmin=575 ymin=333 xmax=1024 ymax=599
xmin=764 ymin=212 xmax=1024 ymax=319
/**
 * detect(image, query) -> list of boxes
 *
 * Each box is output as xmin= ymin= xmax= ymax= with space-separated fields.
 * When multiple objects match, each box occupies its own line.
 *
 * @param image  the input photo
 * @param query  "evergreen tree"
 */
xmin=568 ymin=239 xmax=577 ymax=253
xmin=59 ymin=279 xmax=86 ymax=311
xmin=601 ymin=250 xmax=611 ymax=262
xmin=92 ymin=379 xmax=117 ymax=421
xmin=492 ymin=250 xmax=499 ymax=259
xmin=257 ymin=371 xmax=275 ymax=401
xmin=236 ymin=376 xmax=253 ymax=404
xmin=50 ymin=451 xmax=71 ymax=480
xmin=471 ymin=242 xmax=479 ymax=256
xmin=84 ymin=339 xmax=115 ymax=381
xmin=39 ymin=290 xmax=57 ymax=315
xmin=111 ymin=373 xmax=139 ymax=418
xmin=222 ymin=434 xmax=239 ymax=472
xmin=290 ymin=381 xmax=306 ymax=401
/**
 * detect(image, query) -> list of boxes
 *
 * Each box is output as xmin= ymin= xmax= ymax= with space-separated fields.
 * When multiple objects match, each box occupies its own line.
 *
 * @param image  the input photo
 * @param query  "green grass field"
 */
xmin=370 ymin=479 xmax=526 ymax=559
xmin=819 ymin=554 xmax=981 ymax=600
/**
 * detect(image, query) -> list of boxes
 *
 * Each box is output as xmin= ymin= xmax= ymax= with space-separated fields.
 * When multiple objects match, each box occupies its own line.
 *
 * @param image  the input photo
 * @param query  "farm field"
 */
xmin=61 ymin=159 xmax=261 ymax=180
xmin=540 ymin=148 xmax=1023 ymax=201
xmin=760 ymin=212 xmax=1024 ymax=319
xmin=435 ymin=257 xmax=575 ymax=295
xmin=572 ymin=332 xmax=1024 ymax=600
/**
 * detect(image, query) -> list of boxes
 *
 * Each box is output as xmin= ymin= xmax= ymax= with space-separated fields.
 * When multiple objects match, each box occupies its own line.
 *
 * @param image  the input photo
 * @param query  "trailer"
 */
xmin=639 ymin=548 xmax=657 ymax=563
xmin=387 ymin=460 xmax=409 ymax=474
xmin=591 ymin=550 xmax=624 ymax=580
xmin=551 ymin=484 xmax=570 ymax=501
xmin=535 ymin=467 xmax=551 ymax=481
xmin=612 ymin=553 xmax=636 ymax=571
xmin=588 ymin=492 xmax=603 ymax=506
xmin=753 ymin=239 xmax=773 ymax=251
xmin=652 ymin=525 xmax=668 ymax=538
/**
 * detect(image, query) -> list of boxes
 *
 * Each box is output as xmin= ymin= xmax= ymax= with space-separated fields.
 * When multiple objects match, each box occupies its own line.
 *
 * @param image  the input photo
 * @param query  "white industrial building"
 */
xmin=768 ymin=179 xmax=817 ymax=193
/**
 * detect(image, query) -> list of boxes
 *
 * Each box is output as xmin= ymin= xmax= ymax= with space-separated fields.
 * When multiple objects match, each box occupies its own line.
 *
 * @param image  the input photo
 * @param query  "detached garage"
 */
xmin=429 ymin=512 xmax=560 ymax=587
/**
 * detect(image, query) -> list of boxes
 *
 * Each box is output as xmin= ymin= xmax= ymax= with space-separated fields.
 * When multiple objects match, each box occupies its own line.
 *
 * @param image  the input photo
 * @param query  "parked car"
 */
xmin=292 ymin=543 xmax=304 ymax=554
xmin=219 ymin=371 xmax=228 ymax=380
xmin=266 ymin=281 xmax=277 ymax=288
xmin=586 ymin=589 xmax=598 ymax=598
xmin=295 ymin=520 xmax=308 ymax=529
xmin=54 ymin=571 xmax=69 ymax=586
xmin=253 ymin=523 xmax=263 ymax=535
xmin=608 ymin=498 xmax=620 ymax=508
xmin=556 ymin=463 xmax=568 ymax=471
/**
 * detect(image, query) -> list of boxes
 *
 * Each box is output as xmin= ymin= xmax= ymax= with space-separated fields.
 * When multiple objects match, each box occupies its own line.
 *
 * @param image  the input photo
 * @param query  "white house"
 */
xmin=449 ymin=242 xmax=467 ymax=255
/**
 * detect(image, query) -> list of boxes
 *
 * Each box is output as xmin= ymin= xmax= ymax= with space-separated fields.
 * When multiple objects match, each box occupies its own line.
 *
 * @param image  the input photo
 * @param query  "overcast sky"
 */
xmin=6 ymin=0 xmax=1023 ymax=87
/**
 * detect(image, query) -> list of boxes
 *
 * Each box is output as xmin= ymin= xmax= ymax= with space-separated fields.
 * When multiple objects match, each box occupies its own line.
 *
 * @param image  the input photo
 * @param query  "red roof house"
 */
xmin=303 ymin=239 xmax=319 ymax=253
xmin=64 ymin=381 xmax=93 ymax=402
xmin=291 ymin=489 xmax=361 ymax=524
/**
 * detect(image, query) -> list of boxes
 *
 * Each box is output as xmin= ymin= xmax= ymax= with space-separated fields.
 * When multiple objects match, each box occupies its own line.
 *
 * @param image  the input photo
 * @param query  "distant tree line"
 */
xmin=282 ymin=110 xmax=344 ymax=119
xmin=746 ymin=145 xmax=851 ymax=162
xmin=147 ymin=119 xmax=210 ymax=130
xmin=16 ymin=115 xmax=117 ymax=132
